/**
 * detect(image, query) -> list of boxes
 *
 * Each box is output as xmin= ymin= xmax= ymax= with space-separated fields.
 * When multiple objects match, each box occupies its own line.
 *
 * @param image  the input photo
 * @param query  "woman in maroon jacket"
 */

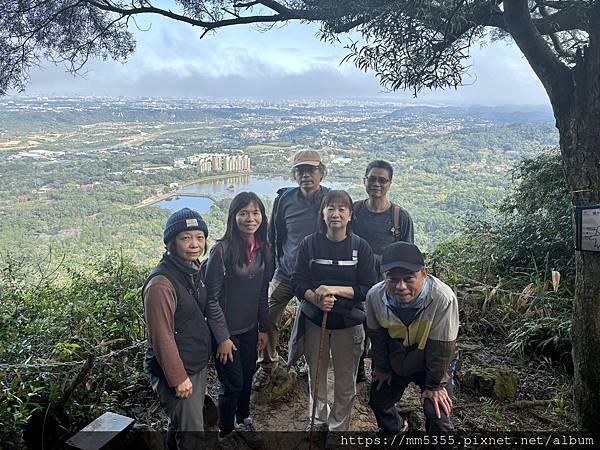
xmin=204 ymin=192 xmax=271 ymax=448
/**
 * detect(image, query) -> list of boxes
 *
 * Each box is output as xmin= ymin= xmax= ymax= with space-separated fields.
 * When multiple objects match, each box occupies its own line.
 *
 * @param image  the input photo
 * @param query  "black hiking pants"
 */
xmin=369 ymin=371 xmax=454 ymax=433
xmin=214 ymin=327 xmax=258 ymax=435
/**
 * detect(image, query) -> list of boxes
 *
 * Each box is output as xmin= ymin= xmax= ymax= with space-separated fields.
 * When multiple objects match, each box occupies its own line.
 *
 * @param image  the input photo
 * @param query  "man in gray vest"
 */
xmin=253 ymin=150 xmax=329 ymax=390
xmin=367 ymin=242 xmax=459 ymax=433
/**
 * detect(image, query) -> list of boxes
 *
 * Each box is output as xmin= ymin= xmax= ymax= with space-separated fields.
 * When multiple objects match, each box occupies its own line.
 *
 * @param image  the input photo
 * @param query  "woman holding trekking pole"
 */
xmin=290 ymin=190 xmax=376 ymax=446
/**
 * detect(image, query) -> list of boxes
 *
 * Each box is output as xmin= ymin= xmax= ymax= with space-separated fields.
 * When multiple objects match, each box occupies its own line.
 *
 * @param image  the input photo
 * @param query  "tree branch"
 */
xmin=539 ymin=4 xmax=576 ymax=59
xmin=532 ymin=1 xmax=591 ymax=34
xmin=503 ymin=0 xmax=574 ymax=115
xmin=85 ymin=0 xmax=310 ymax=32
xmin=65 ymin=14 xmax=125 ymax=72
xmin=10 ymin=0 xmax=87 ymax=56
xmin=234 ymin=1 xmax=295 ymax=15
xmin=233 ymin=1 xmax=261 ymax=7
xmin=534 ymin=1 xmax=582 ymax=10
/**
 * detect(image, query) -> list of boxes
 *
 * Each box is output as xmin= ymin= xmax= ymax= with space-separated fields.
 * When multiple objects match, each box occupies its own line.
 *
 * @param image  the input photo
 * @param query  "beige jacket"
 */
xmin=366 ymin=276 xmax=459 ymax=390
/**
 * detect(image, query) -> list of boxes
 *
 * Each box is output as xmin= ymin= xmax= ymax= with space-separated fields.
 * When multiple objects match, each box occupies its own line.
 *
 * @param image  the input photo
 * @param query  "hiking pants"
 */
xmin=304 ymin=319 xmax=364 ymax=432
xmin=369 ymin=371 xmax=454 ymax=433
xmin=151 ymin=367 xmax=207 ymax=450
xmin=214 ymin=327 xmax=258 ymax=435
xmin=257 ymin=278 xmax=295 ymax=368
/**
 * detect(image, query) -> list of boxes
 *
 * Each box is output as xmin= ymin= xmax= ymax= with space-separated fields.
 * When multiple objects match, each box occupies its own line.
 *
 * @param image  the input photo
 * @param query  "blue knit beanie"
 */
xmin=163 ymin=208 xmax=209 ymax=244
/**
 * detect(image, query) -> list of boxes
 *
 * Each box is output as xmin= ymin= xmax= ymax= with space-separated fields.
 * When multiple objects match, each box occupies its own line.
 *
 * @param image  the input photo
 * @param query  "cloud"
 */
xmin=20 ymin=17 xmax=549 ymax=106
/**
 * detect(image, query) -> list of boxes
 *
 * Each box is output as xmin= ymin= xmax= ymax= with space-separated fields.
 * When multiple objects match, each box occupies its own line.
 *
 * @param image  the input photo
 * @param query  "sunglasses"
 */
xmin=294 ymin=165 xmax=318 ymax=174
xmin=364 ymin=175 xmax=391 ymax=185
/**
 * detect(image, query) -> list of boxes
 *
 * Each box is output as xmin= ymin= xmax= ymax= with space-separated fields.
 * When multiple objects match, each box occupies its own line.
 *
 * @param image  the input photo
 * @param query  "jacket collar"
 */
xmin=163 ymin=251 xmax=201 ymax=276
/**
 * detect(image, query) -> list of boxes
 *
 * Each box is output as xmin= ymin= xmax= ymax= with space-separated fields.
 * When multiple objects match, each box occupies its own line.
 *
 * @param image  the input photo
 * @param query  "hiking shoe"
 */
xmin=234 ymin=417 xmax=263 ymax=449
xmin=305 ymin=421 xmax=328 ymax=442
xmin=217 ymin=430 xmax=241 ymax=449
xmin=376 ymin=419 xmax=409 ymax=435
xmin=401 ymin=418 xmax=409 ymax=433
xmin=252 ymin=366 xmax=272 ymax=391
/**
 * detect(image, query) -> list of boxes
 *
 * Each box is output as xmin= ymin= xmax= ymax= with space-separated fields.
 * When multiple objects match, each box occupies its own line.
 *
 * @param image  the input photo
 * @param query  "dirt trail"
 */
xmin=247 ymin=335 xmax=575 ymax=435
xmin=197 ymin=335 xmax=573 ymax=443
xmin=251 ymin=359 xmax=418 ymax=432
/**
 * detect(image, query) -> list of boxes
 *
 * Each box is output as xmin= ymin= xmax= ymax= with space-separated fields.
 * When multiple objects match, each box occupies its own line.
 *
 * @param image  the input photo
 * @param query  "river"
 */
xmin=154 ymin=174 xmax=354 ymax=212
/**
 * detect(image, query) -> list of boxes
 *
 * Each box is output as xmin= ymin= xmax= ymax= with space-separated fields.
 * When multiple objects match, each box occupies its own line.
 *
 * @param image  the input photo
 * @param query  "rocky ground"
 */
xmin=201 ymin=334 xmax=575 ymax=436
xmin=122 ymin=324 xmax=576 ymax=449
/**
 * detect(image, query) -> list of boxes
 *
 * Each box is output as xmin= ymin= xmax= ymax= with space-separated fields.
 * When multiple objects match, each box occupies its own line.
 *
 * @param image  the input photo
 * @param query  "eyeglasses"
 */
xmin=294 ymin=165 xmax=318 ymax=175
xmin=364 ymin=175 xmax=391 ymax=185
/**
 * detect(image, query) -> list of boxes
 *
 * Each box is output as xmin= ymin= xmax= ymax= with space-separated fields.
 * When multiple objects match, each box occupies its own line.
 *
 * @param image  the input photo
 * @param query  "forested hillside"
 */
xmin=0 ymin=99 xmax=558 ymax=268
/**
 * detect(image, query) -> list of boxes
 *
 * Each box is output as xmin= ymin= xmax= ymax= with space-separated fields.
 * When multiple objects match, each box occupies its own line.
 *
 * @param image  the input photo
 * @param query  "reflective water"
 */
xmin=154 ymin=174 xmax=353 ymax=212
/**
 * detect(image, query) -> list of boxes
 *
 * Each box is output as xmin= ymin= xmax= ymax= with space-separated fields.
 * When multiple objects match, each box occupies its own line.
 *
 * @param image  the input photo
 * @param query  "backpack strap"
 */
xmin=391 ymin=203 xmax=403 ymax=242
xmin=356 ymin=199 xmax=403 ymax=242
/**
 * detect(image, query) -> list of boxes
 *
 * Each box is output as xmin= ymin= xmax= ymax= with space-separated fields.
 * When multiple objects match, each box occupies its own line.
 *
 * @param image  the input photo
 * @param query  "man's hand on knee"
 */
xmin=421 ymin=387 xmax=452 ymax=418
xmin=372 ymin=370 xmax=392 ymax=391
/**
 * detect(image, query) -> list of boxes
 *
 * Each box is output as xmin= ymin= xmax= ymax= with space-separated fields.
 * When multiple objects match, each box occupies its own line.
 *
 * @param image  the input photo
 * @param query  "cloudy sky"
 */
xmin=23 ymin=8 xmax=550 ymax=106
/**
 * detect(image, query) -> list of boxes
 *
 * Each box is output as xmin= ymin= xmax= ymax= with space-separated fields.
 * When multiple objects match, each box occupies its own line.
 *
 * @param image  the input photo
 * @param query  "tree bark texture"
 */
xmin=557 ymin=6 xmax=600 ymax=432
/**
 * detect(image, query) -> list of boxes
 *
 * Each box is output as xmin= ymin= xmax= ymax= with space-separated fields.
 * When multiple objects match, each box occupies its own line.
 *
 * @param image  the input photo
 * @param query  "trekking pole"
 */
xmin=309 ymin=310 xmax=328 ymax=450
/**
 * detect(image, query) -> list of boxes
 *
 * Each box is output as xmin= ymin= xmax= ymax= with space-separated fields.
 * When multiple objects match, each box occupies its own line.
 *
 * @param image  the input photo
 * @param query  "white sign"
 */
xmin=580 ymin=207 xmax=600 ymax=251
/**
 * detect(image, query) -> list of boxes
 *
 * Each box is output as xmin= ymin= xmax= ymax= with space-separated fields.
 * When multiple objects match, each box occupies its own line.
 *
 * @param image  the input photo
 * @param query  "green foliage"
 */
xmin=0 ymin=377 xmax=45 ymax=448
xmin=1 ymin=252 xmax=147 ymax=364
xmin=434 ymin=147 xmax=573 ymax=288
xmin=433 ymin=148 xmax=573 ymax=365
xmin=507 ymin=317 xmax=572 ymax=364
xmin=0 ymin=252 xmax=151 ymax=447
xmin=494 ymin=150 xmax=573 ymax=283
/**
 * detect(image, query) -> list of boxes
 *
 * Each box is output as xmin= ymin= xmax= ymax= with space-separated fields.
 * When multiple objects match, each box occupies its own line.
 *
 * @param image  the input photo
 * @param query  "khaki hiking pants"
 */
xmin=304 ymin=319 xmax=364 ymax=432
xmin=257 ymin=278 xmax=295 ymax=368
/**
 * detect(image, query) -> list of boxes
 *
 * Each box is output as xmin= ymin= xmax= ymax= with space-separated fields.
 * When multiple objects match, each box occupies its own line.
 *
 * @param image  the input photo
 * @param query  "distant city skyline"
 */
xmin=18 ymin=14 xmax=550 ymax=107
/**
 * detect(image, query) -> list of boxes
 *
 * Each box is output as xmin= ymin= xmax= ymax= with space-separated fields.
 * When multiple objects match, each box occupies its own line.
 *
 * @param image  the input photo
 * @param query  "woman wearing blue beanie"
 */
xmin=143 ymin=208 xmax=228 ymax=450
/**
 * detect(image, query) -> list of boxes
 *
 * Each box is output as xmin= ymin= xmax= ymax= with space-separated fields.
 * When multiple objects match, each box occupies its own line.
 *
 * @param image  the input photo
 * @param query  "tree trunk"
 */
xmin=556 ymin=14 xmax=600 ymax=429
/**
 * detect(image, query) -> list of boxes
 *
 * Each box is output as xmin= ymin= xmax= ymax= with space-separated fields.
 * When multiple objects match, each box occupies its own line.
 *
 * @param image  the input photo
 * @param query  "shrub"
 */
xmin=0 ymin=252 xmax=151 ymax=448
xmin=432 ymin=148 xmax=573 ymax=364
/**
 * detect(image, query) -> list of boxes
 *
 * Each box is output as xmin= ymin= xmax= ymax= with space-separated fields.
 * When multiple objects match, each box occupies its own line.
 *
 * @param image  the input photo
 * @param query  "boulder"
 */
xmin=251 ymin=357 xmax=298 ymax=404
xmin=461 ymin=367 xmax=519 ymax=402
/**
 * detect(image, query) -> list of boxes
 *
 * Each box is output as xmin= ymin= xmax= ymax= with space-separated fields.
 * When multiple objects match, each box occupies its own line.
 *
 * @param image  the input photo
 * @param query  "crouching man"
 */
xmin=366 ymin=242 xmax=458 ymax=433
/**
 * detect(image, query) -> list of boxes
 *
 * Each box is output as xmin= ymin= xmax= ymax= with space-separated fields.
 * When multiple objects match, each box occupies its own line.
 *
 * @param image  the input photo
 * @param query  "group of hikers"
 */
xmin=143 ymin=150 xmax=459 ymax=449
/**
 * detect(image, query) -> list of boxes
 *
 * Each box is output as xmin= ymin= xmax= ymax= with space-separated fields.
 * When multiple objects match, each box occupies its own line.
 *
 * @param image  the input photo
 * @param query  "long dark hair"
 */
xmin=318 ymin=190 xmax=353 ymax=234
xmin=218 ymin=191 xmax=270 ymax=268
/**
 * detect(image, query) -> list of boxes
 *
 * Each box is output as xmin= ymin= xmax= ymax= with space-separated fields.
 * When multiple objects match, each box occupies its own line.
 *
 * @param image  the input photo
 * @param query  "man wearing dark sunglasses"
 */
xmin=352 ymin=159 xmax=414 ymax=382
